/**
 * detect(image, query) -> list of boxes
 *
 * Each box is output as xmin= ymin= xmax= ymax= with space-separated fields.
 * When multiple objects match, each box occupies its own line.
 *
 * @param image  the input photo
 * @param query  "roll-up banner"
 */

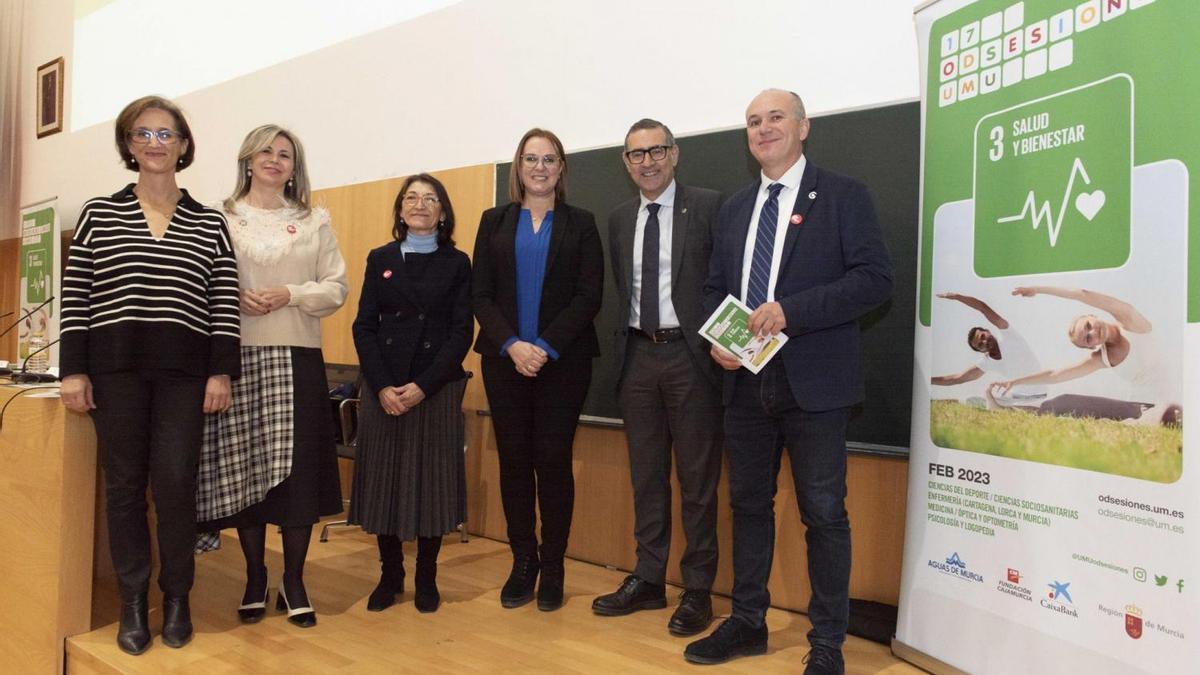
xmin=899 ymin=1 xmax=1197 ymax=672
xmin=17 ymin=199 xmax=59 ymax=370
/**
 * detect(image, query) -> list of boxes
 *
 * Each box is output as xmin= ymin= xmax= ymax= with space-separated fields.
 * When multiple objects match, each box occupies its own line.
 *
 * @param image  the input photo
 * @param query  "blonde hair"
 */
xmin=224 ymin=124 xmax=312 ymax=218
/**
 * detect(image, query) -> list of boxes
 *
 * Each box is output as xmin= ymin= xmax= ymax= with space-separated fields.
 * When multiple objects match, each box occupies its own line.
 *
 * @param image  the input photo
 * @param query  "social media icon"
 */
xmin=1133 ymin=567 xmax=1147 ymax=582
xmin=1155 ymin=575 xmax=1169 ymax=587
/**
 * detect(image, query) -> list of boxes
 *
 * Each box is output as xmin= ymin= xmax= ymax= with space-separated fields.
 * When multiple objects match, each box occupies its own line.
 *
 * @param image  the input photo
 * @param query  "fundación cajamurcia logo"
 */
xmin=928 ymin=552 xmax=985 ymax=583
xmin=997 ymin=567 xmax=1032 ymax=601
xmin=1040 ymin=579 xmax=1078 ymax=617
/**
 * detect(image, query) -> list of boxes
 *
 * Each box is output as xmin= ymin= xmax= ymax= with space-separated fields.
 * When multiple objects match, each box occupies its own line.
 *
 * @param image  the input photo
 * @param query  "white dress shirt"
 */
xmin=631 ymin=180 xmax=680 ymax=330
xmin=739 ymin=156 xmax=807 ymax=303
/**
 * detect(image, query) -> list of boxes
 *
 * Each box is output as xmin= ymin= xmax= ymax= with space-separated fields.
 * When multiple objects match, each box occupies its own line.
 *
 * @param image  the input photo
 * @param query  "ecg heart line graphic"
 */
xmin=996 ymin=157 xmax=1105 ymax=247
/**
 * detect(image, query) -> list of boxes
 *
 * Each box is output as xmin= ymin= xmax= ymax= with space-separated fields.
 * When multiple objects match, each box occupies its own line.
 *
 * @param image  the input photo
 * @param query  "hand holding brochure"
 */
xmin=698 ymin=295 xmax=788 ymax=374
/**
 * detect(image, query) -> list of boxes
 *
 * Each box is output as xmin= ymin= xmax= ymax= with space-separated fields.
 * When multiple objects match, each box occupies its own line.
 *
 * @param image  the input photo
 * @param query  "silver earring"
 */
xmin=287 ymin=178 xmax=294 ymax=187
xmin=246 ymin=168 xmax=251 ymax=176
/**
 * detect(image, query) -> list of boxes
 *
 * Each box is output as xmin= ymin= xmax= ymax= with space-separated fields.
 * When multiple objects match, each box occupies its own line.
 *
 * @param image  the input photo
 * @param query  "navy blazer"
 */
xmin=352 ymin=241 xmax=472 ymax=397
xmin=703 ymin=161 xmax=893 ymax=410
xmin=471 ymin=201 xmax=604 ymax=360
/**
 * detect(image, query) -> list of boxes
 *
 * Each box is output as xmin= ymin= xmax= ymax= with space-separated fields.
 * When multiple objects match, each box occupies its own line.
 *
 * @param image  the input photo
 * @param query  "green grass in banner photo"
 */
xmin=917 ymin=0 xmax=1200 ymax=324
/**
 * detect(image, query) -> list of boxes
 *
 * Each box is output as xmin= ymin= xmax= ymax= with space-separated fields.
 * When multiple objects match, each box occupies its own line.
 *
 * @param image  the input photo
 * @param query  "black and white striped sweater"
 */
xmin=60 ymin=184 xmax=241 ymax=379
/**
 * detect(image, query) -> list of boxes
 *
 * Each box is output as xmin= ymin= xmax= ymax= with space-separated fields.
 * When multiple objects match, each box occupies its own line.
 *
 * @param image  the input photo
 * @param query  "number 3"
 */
xmin=988 ymin=126 xmax=1003 ymax=161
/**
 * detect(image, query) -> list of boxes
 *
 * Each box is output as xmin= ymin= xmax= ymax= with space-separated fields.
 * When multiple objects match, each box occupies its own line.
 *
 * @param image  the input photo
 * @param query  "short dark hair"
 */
xmin=508 ymin=128 xmax=568 ymax=204
xmin=624 ymin=118 xmax=676 ymax=150
xmin=392 ymin=173 xmax=456 ymax=247
xmin=114 ymin=95 xmax=195 ymax=171
xmin=967 ymin=326 xmax=987 ymax=351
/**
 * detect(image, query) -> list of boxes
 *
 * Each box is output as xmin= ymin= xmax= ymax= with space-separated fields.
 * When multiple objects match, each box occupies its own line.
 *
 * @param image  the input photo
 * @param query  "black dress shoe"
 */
xmin=668 ymin=589 xmax=712 ymax=636
xmin=238 ymin=567 xmax=270 ymax=623
xmin=116 ymin=594 xmax=151 ymax=655
xmin=683 ymin=617 xmax=768 ymax=665
xmin=238 ymin=587 xmax=270 ymax=624
xmin=591 ymin=575 xmax=667 ymax=616
xmin=536 ymin=560 xmax=564 ymax=612
xmin=276 ymin=580 xmax=317 ymax=628
xmin=500 ymin=554 xmax=540 ymax=608
xmin=802 ymin=645 xmax=845 ymax=675
xmin=161 ymin=596 xmax=193 ymax=648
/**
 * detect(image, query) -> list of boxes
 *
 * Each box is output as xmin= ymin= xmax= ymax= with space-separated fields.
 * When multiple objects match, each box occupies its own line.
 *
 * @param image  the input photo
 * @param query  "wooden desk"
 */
xmin=0 ymin=384 xmax=97 ymax=674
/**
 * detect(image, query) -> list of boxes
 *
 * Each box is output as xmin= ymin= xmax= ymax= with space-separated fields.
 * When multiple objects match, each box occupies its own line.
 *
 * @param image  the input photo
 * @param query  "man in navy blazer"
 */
xmin=684 ymin=89 xmax=893 ymax=672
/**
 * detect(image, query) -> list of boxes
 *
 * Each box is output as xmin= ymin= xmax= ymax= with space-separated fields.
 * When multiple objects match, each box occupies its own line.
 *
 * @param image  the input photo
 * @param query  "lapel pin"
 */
xmin=382 ymin=269 xmax=393 ymax=279
xmin=808 ymin=191 xmax=817 ymax=200
xmin=791 ymin=214 xmax=803 ymax=225
xmin=681 ymin=207 xmax=688 ymax=214
xmin=286 ymin=224 xmax=297 ymax=234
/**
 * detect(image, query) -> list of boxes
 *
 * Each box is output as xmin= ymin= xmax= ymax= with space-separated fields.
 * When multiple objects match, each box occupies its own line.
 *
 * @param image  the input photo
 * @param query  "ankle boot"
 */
xmin=414 ymin=536 xmax=441 ymax=613
xmin=368 ymin=535 xmax=405 ymax=612
xmin=116 ymin=593 xmax=151 ymax=655
xmin=537 ymin=559 xmax=565 ymax=612
xmin=500 ymin=551 xmax=540 ymax=608
xmin=161 ymin=595 xmax=193 ymax=648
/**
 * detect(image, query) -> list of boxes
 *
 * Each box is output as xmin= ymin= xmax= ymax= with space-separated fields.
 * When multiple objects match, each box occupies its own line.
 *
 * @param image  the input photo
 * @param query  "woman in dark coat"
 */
xmin=349 ymin=173 xmax=473 ymax=613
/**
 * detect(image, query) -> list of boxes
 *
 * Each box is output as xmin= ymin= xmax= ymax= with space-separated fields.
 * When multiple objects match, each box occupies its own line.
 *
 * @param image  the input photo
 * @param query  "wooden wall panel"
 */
xmin=0 ymin=237 xmax=18 ymax=359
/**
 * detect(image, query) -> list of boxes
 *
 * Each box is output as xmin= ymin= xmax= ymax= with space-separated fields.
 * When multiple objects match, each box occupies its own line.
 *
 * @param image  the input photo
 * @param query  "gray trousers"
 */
xmin=618 ymin=335 xmax=723 ymax=590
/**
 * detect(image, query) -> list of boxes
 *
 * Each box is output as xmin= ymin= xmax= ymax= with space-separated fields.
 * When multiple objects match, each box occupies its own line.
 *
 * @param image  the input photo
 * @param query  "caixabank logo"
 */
xmin=1040 ymin=579 xmax=1078 ymax=617
xmin=928 ymin=552 xmax=985 ymax=583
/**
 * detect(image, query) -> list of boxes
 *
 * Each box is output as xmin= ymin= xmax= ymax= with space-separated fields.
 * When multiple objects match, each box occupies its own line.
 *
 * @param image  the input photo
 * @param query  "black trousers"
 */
xmin=618 ymin=336 xmax=722 ymax=589
xmin=90 ymin=370 xmax=206 ymax=599
xmin=482 ymin=356 xmax=591 ymax=562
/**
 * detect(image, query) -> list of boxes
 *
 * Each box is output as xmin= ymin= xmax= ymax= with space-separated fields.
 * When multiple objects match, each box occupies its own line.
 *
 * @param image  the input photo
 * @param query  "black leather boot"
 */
xmin=161 ymin=595 xmax=193 ymax=648
xmin=116 ymin=593 xmax=151 ymax=655
xmin=500 ymin=552 xmax=540 ymax=608
xmin=536 ymin=559 xmax=564 ymax=612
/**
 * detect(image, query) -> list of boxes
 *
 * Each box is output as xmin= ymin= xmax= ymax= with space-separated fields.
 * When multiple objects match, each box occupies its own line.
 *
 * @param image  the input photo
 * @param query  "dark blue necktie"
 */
xmin=746 ymin=183 xmax=783 ymax=309
xmin=639 ymin=202 xmax=661 ymax=331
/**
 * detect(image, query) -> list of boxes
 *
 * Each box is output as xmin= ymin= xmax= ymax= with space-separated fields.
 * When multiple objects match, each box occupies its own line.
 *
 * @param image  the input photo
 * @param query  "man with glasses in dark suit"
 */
xmin=592 ymin=119 xmax=723 ymax=638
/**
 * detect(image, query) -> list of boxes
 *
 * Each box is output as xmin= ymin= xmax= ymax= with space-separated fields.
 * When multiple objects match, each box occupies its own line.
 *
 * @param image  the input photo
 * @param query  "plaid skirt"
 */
xmin=348 ymin=376 xmax=467 ymax=540
xmin=196 ymin=346 xmax=341 ymax=551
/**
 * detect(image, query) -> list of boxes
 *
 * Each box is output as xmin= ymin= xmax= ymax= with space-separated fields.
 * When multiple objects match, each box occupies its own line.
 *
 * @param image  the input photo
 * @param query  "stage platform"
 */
xmin=67 ymin=527 xmax=921 ymax=674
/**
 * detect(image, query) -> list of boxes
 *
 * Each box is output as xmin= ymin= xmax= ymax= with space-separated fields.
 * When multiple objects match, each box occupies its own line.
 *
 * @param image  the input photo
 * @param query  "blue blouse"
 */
xmin=502 ymin=209 xmax=559 ymax=360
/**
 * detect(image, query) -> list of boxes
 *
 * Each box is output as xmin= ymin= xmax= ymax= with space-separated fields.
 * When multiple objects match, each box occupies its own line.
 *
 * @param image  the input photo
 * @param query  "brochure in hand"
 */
xmin=698 ymin=294 xmax=788 ymax=374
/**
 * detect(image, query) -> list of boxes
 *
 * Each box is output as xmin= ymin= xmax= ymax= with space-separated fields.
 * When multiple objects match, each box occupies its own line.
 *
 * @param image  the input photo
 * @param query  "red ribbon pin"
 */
xmin=382 ymin=269 xmax=393 ymax=279
xmin=286 ymin=224 xmax=297 ymax=234
xmin=791 ymin=214 xmax=803 ymax=225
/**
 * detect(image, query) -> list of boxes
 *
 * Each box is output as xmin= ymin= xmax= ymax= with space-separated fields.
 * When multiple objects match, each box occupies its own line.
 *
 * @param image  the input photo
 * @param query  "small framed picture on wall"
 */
xmin=36 ymin=57 xmax=64 ymax=138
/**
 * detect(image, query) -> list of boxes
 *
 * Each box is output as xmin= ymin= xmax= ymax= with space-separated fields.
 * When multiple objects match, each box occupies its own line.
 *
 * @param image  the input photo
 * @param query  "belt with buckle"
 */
xmin=632 ymin=327 xmax=684 ymax=343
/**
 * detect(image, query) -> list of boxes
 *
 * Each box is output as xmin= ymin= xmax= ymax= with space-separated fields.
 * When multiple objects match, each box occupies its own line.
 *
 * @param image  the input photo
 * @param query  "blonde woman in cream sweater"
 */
xmin=196 ymin=124 xmax=348 ymax=629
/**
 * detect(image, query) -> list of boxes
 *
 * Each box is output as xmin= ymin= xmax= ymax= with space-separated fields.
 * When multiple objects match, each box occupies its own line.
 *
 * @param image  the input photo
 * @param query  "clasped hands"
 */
xmin=240 ymin=286 xmax=291 ymax=315
xmin=378 ymin=382 xmax=426 ymax=416
xmin=709 ymin=301 xmax=787 ymax=371
xmin=509 ymin=340 xmax=548 ymax=378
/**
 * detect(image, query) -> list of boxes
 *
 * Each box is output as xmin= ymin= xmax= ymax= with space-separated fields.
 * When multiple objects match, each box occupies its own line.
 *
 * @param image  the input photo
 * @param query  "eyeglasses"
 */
xmin=520 ymin=154 xmax=560 ymax=168
xmin=624 ymin=145 xmax=673 ymax=164
xmin=402 ymin=193 xmax=440 ymax=207
xmin=128 ymin=128 xmax=185 ymax=145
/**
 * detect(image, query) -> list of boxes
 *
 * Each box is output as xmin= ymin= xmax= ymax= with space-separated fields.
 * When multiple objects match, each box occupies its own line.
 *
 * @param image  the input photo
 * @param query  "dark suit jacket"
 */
xmin=703 ymin=160 xmax=893 ymax=410
xmin=352 ymin=241 xmax=472 ymax=397
xmin=471 ymin=201 xmax=604 ymax=359
xmin=608 ymin=183 xmax=722 ymax=391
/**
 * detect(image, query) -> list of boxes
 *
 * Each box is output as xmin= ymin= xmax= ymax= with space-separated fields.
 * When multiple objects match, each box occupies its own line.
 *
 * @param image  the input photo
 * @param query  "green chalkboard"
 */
xmin=496 ymin=102 xmax=918 ymax=451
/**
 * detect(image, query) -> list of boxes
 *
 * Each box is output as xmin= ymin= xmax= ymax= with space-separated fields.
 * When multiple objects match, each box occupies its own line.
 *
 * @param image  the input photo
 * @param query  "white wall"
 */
xmin=14 ymin=0 xmax=920 ymax=238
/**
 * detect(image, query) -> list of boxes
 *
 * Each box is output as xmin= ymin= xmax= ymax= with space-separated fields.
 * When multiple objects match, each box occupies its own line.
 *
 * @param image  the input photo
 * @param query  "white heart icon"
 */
xmin=1075 ymin=190 xmax=1106 ymax=221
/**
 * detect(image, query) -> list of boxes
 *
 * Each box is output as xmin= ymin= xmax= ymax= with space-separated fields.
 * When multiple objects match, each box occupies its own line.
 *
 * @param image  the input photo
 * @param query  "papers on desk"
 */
xmin=698 ymin=295 xmax=788 ymax=374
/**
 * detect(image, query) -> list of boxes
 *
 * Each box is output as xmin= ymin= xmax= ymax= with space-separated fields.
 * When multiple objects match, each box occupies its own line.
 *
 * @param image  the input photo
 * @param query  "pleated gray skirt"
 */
xmin=348 ymin=377 xmax=467 ymax=539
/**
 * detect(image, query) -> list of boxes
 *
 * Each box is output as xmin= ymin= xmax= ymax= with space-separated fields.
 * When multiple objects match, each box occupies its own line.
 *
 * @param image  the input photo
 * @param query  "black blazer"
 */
xmin=608 ymin=184 xmax=722 ymax=391
xmin=704 ymin=161 xmax=893 ymax=410
xmin=352 ymin=241 xmax=472 ymax=397
xmin=471 ymin=201 xmax=604 ymax=359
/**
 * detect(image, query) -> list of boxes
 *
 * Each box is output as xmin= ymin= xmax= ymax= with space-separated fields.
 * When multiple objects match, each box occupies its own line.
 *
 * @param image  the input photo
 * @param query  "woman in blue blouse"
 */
xmin=471 ymin=129 xmax=603 ymax=611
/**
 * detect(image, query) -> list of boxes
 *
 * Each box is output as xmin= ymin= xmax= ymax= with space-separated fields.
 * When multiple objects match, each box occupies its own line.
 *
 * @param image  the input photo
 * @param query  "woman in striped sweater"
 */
xmin=59 ymin=96 xmax=240 ymax=655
